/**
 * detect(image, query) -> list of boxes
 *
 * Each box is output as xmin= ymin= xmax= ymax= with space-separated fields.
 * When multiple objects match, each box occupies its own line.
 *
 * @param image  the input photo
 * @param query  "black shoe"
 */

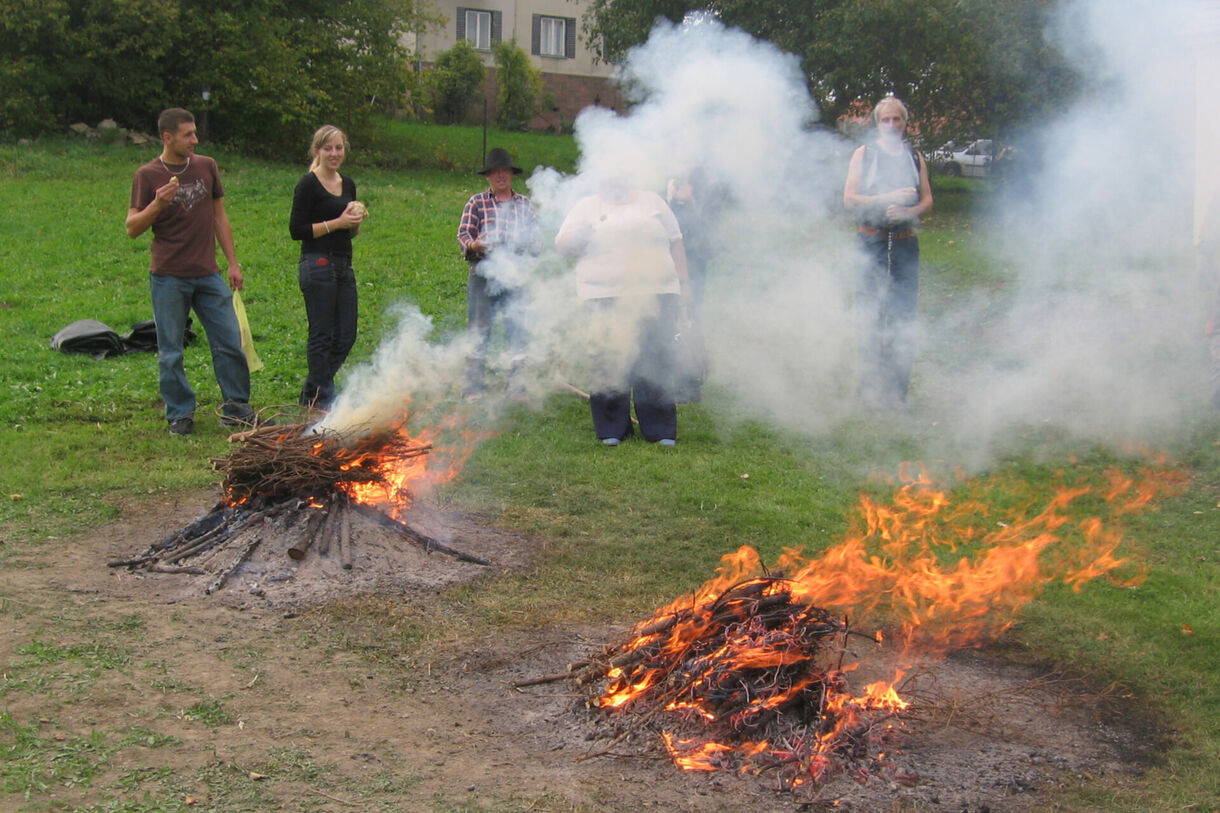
xmin=168 ymin=417 xmax=194 ymax=435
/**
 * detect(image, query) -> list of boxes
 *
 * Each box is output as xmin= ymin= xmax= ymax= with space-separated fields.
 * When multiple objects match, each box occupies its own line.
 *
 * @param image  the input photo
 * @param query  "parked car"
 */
xmin=931 ymin=139 xmax=994 ymax=178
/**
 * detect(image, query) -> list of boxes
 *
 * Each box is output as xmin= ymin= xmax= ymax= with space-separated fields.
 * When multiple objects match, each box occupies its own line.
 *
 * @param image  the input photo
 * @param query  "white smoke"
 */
xmin=320 ymin=3 xmax=1216 ymax=469
xmin=917 ymin=0 xmax=1212 ymax=466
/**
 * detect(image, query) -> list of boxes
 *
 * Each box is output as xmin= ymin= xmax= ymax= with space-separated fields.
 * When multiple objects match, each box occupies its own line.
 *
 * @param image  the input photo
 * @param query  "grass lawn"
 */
xmin=0 ymin=128 xmax=1218 ymax=811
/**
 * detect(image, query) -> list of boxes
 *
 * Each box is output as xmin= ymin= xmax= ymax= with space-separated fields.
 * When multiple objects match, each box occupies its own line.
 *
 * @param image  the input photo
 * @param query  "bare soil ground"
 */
xmin=0 ymin=491 xmax=1170 ymax=812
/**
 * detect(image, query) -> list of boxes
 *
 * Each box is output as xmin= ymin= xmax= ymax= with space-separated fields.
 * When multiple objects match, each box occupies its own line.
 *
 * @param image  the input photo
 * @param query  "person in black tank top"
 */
xmin=843 ymin=96 xmax=933 ymax=410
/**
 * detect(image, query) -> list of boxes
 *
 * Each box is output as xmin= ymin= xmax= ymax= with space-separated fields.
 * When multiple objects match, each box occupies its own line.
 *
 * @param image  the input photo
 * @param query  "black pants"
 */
xmin=299 ymin=252 xmax=357 ymax=408
xmin=586 ymin=294 xmax=679 ymax=442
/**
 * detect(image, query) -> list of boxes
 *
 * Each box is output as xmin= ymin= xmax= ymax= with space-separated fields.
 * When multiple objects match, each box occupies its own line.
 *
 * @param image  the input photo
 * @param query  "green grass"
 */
xmin=0 ymin=125 xmax=1218 ymax=811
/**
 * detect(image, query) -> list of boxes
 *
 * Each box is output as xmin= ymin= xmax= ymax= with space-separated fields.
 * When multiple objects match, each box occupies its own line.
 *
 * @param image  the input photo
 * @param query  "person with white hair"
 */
xmin=843 ymin=96 xmax=933 ymax=410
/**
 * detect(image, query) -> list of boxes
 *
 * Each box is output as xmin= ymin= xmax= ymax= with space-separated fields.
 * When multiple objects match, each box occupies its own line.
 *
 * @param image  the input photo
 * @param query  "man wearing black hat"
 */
xmin=457 ymin=147 xmax=541 ymax=401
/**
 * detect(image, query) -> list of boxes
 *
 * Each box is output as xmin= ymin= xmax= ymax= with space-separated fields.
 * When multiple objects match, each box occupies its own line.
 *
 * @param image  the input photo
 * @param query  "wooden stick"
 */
xmin=206 ymin=534 xmax=261 ymax=595
xmin=288 ymin=509 xmax=326 ymax=561
xmin=107 ymin=554 xmax=159 ymax=568
xmin=316 ymin=500 xmax=336 ymax=556
xmin=146 ymin=564 xmax=206 ymax=575
xmin=512 ymin=672 xmax=574 ymax=688
xmin=352 ymin=504 xmax=490 ymax=565
xmin=161 ymin=524 xmax=233 ymax=564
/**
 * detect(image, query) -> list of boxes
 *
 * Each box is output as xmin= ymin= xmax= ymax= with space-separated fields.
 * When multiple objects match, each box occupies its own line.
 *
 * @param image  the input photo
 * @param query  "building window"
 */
xmin=457 ymin=7 xmax=501 ymax=51
xmin=532 ymin=14 xmax=576 ymax=58
xmin=539 ymin=17 xmax=565 ymax=57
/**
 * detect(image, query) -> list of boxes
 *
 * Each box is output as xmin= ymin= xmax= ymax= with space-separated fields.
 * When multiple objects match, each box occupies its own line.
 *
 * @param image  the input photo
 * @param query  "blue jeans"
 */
xmin=299 ymin=253 xmax=358 ymax=408
xmin=856 ymin=234 xmax=919 ymax=405
xmin=150 ymin=272 xmax=251 ymax=422
xmin=465 ymin=265 xmax=526 ymax=393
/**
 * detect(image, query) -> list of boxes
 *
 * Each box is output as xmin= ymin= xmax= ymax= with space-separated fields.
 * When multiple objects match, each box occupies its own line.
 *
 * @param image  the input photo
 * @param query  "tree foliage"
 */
xmin=424 ymin=39 xmax=486 ymax=125
xmin=493 ymin=40 xmax=543 ymax=130
xmin=0 ymin=0 xmax=440 ymax=156
xmin=581 ymin=0 xmax=1080 ymax=143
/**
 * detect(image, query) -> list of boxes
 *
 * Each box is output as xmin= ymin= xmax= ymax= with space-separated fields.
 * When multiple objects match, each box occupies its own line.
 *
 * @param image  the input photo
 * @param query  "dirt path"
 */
xmin=0 ymin=492 xmax=1166 ymax=812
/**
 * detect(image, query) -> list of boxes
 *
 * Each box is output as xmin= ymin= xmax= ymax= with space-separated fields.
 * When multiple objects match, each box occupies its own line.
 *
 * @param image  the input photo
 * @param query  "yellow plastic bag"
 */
xmin=232 ymin=289 xmax=264 ymax=373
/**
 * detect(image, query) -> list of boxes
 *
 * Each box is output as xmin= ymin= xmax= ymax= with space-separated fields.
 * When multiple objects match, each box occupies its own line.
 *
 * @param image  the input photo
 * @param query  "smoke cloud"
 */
xmin=320 ymin=2 xmax=1216 ymax=472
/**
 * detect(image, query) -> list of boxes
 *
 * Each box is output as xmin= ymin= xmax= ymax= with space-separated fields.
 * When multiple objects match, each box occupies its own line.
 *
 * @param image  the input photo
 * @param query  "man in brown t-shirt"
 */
xmin=126 ymin=108 xmax=258 ymax=435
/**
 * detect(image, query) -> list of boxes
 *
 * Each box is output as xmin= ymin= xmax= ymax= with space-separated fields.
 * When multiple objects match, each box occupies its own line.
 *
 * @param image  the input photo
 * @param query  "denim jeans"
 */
xmin=298 ymin=253 xmax=357 ymax=408
xmin=465 ymin=265 xmax=526 ymax=394
xmin=856 ymin=234 xmax=919 ymax=405
xmin=149 ymin=272 xmax=251 ymax=422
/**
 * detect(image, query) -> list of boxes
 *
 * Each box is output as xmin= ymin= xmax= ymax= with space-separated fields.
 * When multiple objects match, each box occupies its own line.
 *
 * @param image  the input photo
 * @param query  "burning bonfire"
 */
xmin=526 ymin=461 xmax=1186 ymax=793
xmin=109 ymin=420 xmax=487 ymax=591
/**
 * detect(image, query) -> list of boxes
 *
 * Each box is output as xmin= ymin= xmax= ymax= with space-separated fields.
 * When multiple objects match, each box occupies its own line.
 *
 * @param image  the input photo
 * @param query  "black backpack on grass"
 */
xmin=51 ymin=318 xmax=195 ymax=359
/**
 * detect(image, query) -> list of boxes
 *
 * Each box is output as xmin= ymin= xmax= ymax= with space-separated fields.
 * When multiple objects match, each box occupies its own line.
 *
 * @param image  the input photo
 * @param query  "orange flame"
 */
xmin=331 ymin=415 xmax=493 ymax=519
xmin=596 ymin=461 xmax=1186 ymax=785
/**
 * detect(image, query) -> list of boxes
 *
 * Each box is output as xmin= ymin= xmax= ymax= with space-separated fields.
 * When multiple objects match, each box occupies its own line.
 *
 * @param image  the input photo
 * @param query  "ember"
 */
xmin=562 ymin=575 xmax=902 ymax=788
xmin=108 ymin=421 xmax=488 ymax=591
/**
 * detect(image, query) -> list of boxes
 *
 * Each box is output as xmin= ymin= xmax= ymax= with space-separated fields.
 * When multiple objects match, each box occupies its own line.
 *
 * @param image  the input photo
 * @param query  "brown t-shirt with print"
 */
xmin=129 ymin=155 xmax=224 ymax=277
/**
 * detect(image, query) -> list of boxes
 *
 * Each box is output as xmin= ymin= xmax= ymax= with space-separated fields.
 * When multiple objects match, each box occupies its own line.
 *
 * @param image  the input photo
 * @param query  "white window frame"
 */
xmin=538 ymin=16 xmax=566 ymax=58
xmin=465 ymin=9 xmax=492 ymax=51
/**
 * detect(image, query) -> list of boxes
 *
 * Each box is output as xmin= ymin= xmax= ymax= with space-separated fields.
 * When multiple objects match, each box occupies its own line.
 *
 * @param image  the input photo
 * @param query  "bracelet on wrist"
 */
xmin=323 ymin=220 xmax=331 ymax=234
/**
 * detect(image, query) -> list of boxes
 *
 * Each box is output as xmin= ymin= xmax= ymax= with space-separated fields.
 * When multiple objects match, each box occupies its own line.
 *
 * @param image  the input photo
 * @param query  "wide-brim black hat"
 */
xmin=479 ymin=147 xmax=523 ymax=175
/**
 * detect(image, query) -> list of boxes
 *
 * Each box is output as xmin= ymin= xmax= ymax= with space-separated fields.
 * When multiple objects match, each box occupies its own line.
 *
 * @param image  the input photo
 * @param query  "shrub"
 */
xmin=425 ymin=39 xmax=485 ymax=125
xmin=492 ymin=40 xmax=542 ymax=131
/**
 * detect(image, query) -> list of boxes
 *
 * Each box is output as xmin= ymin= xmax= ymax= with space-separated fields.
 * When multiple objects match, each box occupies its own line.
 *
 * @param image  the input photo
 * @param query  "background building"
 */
xmin=415 ymin=1 xmax=622 ymax=131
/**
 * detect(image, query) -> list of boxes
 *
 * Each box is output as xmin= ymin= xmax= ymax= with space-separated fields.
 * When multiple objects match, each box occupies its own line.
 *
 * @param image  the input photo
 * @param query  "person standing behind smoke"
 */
xmin=289 ymin=125 xmax=367 ymax=411
xmin=457 ymin=148 xmax=541 ymax=402
xmin=843 ymin=96 xmax=933 ymax=410
xmin=666 ymin=168 xmax=723 ymax=403
xmin=555 ymin=179 xmax=689 ymax=446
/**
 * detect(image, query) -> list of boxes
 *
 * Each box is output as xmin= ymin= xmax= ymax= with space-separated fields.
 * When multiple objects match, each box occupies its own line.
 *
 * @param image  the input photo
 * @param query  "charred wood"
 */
xmin=351 ymin=503 xmax=489 ymax=566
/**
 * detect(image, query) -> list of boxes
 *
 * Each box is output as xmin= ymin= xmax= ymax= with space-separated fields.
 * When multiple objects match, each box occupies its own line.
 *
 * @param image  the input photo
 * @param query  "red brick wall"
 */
xmin=421 ymin=64 xmax=622 ymax=132
xmin=531 ymin=72 xmax=623 ymax=131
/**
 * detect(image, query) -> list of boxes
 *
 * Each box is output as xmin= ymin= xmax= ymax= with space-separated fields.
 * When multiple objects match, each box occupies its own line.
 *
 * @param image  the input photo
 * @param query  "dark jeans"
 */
xmin=299 ymin=252 xmax=357 ymax=408
xmin=465 ymin=264 xmax=526 ymax=393
xmin=856 ymin=234 xmax=919 ymax=405
xmin=149 ymin=272 xmax=250 ymax=422
xmin=586 ymin=294 xmax=679 ymax=442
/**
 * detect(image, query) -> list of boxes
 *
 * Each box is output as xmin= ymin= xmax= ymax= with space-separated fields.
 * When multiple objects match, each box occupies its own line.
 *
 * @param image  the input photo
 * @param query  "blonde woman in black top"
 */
xmin=289 ymin=125 xmax=367 ymax=410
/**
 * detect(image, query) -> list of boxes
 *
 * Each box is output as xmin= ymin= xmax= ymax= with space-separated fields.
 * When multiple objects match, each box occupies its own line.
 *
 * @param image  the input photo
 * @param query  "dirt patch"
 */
xmin=100 ymin=495 xmax=535 ymax=609
xmin=0 ymin=491 xmax=1169 ymax=811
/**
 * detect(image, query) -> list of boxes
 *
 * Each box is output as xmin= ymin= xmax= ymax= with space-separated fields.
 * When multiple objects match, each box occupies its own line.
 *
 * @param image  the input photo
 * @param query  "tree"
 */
xmin=581 ymin=0 xmax=1079 ymax=143
xmin=425 ymin=39 xmax=486 ymax=125
xmin=493 ymin=40 xmax=543 ymax=130
xmin=0 ymin=0 xmax=440 ymax=155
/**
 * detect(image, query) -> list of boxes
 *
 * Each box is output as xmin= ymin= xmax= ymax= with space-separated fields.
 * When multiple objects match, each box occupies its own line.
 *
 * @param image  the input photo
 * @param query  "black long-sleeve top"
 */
xmin=289 ymin=171 xmax=357 ymax=257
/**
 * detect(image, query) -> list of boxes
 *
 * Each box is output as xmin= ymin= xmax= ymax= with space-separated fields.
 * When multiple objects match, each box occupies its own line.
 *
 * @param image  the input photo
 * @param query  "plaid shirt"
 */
xmin=457 ymin=190 xmax=540 ymax=260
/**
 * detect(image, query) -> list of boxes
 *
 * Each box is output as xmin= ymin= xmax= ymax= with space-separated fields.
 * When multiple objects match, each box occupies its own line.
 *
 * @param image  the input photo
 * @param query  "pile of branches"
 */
xmin=107 ymin=422 xmax=487 ymax=591
xmin=520 ymin=576 xmax=903 ymax=788
xmin=215 ymin=422 xmax=432 ymax=503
